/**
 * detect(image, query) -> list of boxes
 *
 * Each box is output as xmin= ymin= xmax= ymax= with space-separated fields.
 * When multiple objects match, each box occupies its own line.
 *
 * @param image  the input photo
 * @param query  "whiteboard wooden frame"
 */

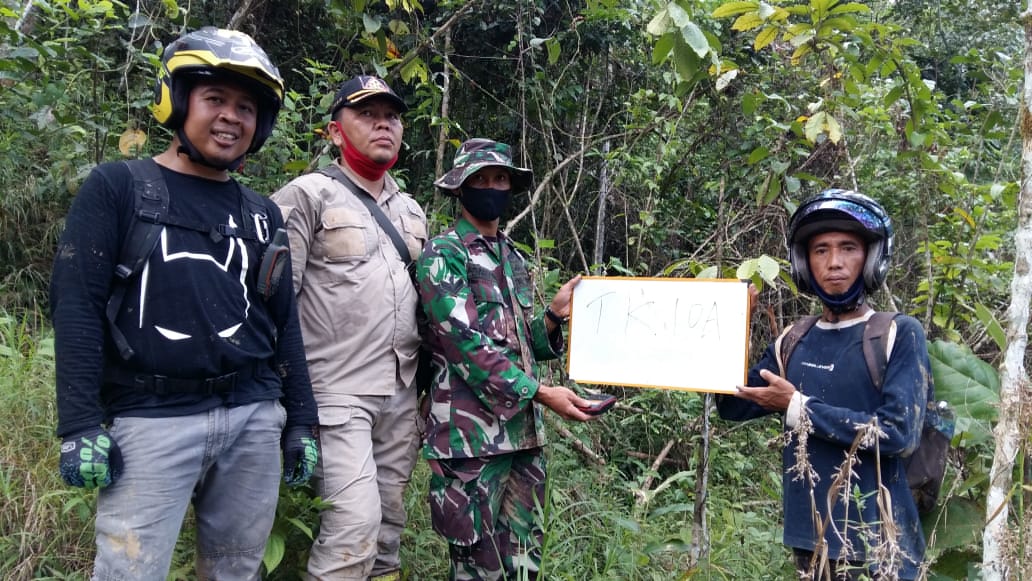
xmin=566 ymin=277 xmax=749 ymax=394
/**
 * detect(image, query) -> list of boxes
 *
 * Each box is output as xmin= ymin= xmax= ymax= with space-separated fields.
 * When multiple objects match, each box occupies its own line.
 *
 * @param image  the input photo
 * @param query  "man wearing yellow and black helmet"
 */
xmin=153 ymin=26 xmax=285 ymax=171
xmin=50 ymin=27 xmax=318 ymax=580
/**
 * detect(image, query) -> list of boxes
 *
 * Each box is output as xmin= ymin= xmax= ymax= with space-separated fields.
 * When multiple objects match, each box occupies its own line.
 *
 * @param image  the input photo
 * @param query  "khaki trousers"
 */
xmin=307 ymin=387 xmax=419 ymax=580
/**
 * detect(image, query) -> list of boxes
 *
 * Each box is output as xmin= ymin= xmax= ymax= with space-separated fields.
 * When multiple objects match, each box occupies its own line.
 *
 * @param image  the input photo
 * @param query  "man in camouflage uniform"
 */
xmin=415 ymin=138 xmax=594 ymax=580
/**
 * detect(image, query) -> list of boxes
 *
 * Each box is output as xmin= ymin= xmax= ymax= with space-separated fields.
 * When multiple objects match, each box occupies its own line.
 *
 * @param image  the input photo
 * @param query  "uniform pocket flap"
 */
xmin=322 ymin=207 xmax=366 ymax=230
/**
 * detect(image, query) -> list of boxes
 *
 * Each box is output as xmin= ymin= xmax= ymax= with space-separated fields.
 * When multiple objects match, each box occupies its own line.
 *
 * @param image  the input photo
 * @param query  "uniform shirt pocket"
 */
xmin=401 ymin=212 xmax=427 ymax=261
xmin=469 ymin=271 xmax=509 ymax=345
xmin=319 ymin=207 xmax=371 ymax=262
xmin=512 ymin=268 xmax=534 ymax=310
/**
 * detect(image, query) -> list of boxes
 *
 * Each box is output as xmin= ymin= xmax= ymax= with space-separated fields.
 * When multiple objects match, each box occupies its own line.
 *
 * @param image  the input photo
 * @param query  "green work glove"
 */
xmin=59 ymin=426 xmax=123 ymax=489
xmin=281 ymin=425 xmax=318 ymax=486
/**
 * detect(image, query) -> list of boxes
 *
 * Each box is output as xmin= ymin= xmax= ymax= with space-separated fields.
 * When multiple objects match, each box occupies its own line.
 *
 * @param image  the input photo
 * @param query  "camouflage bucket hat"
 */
xmin=434 ymin=139 xmax=534 ymax=195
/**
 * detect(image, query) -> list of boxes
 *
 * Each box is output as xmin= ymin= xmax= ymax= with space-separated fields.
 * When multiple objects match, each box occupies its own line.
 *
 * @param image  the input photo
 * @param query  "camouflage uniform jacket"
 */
xmin=417 ymin=217 xmax=563 ymax=460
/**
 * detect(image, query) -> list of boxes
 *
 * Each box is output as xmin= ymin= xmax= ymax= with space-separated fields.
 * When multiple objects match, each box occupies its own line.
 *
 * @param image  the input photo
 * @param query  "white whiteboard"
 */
xmin=567 ymin=277 xmax=749 ymax=394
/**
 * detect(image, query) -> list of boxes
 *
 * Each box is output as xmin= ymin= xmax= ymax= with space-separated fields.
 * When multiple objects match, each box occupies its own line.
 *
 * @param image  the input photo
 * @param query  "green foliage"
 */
xmin=913 ymin=181 xmax=1016 ymax=350
xmin=0 ymin=0 xmax=1025 ymax=577
xmin=925 ymin=339 xmax=1000 ymax=574
xmin=929 ymin=340 xmax=999 ymax=447
xmin=262 ymin=488 xmax=331 ymax=579
xmin=0 ymin=1 xmax=158 ymax=313
xmin=0 ymin=312 xmax=96 ymax=578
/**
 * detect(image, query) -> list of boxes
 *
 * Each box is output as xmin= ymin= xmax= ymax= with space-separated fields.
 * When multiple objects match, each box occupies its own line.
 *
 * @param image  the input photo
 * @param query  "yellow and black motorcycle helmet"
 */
xmin=153 ymin=27 xmax=284 ymax=155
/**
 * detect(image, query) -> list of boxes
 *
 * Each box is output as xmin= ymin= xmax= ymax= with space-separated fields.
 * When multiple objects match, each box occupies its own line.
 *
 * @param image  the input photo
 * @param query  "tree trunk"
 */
xmin=981 ymin=4 xmax=1032 ymax=578
xmin=690 ymin=394 xmax=712 ymax=564
xmin=435 ymin=29 xmax=453 ymax=206
xmin=593 ymin=139 xmax=611 ymax=274
xmin=15 ymin=0 xmax=36 ymax=35
xmin=228 ymin=0 xmax=260 ymax=30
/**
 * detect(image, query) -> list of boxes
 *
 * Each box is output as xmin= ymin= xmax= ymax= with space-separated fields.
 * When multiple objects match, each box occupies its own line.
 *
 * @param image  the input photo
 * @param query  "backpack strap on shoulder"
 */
xmin=862 ymin=311 xmax=899 ymax=391
xmin=776 ymin=315 xmax=820 ymax=378
xmin=236 ymin=185 xmax=271 ymax=243
xmin=106 ymin=159 xmax=170 ymax=360
xmin=115 ymin=159 xmax=169 ymax=280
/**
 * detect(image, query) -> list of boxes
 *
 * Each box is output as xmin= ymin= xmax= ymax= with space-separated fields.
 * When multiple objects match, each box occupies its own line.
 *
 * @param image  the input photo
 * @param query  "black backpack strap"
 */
xmin=862 ymin=311 xmax=899 ymax=391
xmin=236 ymin=185 xmax=272 ymax=243
xmin=106 ymin=159 xmax=170 ymax=359
xmin=114 ymin=159 xmax=168 ymax=279
xmin=777 ymin=315 xmax=819 ymax=378
xmin=318 ymin=164 xmax=413 ymax=268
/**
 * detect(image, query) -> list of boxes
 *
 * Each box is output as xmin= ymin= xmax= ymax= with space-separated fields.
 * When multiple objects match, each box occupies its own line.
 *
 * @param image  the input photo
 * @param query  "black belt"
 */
xmin=104 ymin=362 xmax=264 ymax=396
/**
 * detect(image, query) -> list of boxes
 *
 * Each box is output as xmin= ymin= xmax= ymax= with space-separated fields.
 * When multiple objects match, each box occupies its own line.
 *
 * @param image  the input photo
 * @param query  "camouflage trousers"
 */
xmin=427 ymin=449 xmax=547 ymax=581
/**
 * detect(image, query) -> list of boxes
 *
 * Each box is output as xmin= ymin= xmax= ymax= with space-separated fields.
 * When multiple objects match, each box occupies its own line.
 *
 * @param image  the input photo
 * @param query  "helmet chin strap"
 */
xmin=176 ymin=128 xmax=245 ymax=172
xmin=811 ymin=275 xmax=867 ymax=314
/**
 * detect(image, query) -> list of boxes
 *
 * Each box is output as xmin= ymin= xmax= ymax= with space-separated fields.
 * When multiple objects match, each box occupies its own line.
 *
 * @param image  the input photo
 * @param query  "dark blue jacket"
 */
xmin=718 ymin=313 xmax=927 ymax=579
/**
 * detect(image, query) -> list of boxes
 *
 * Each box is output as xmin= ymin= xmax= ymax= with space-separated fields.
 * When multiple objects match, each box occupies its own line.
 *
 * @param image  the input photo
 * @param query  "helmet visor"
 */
xmin=791 ymin=198 xmax=886 ymax=244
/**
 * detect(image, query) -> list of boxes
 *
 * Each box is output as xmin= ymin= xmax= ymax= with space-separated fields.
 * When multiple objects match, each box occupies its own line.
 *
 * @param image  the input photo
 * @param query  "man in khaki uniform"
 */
xmin=272 ymin=75 xmax=427 ymax=581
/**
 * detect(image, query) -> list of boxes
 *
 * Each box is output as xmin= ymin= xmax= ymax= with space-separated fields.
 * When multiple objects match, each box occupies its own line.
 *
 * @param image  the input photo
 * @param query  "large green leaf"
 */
xmin=804 ymin=111 xmax=826 ymax=142
xmin=712 ymin=1 xmax=759 ymax=19
xmin=927 ymin=339 xmax=999 ymax=446
xmin=974 ymin=303 xmax=1006 ymax=352
xmin=824 ymin=113 xmax=842 ymax=143
xmin=667 ymin=2 xmax=692 ymax=28
xmin=753 ymin=25 xmax=778 ymax=51
xmin=672 ymin=39 xmax=705 ymax=84
xmin=735 ymin=254 xmax=781 ymax=289
xmin=732 ymin=12 xmax=763 ymax=31
xmin=923 ymin=496 xmax=982 ymax=556
xmin=262 ymin=532 xmax=286 ymax=573
xmin=653 ymin=32 xmax=675 ymax=64
xmin=681 ymin=21 xmax=711 ymax=58
xmin=646 ymin=6 xmax=671 ymax=36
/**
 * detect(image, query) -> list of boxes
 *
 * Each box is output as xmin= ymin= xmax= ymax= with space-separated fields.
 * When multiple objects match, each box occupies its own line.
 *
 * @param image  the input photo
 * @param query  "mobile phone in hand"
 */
xmin=576 ymin=393 xmax=617 ymax=416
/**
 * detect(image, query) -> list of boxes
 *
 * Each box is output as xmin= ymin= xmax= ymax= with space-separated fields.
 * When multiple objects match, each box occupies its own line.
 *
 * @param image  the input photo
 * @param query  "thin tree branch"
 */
xmin=504 ymin=128 xmax=641 ymax=236
xmin=228 ymin=0 xmax=260 ymax=31
xmin=547 ymin=418 xmax=605 ymax=467
xmin=431 ymin=29 xmax=453 ymax=212
xmin=636 ymin=438 xmax=678 ymax=505
xmin=15 ymin=0 xmax=36 ymax=35
xmin=386 ymin=0 xmax=478 ymax=84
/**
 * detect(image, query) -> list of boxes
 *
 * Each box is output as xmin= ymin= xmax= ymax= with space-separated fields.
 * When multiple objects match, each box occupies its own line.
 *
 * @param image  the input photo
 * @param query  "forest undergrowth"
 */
xmin=1 ymin=312 xmax=801 ymax=580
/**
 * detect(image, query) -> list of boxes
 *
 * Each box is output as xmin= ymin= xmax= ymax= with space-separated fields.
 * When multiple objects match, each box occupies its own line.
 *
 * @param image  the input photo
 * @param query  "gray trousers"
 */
xmin=92 ymin=400 xmax=286 ymax=581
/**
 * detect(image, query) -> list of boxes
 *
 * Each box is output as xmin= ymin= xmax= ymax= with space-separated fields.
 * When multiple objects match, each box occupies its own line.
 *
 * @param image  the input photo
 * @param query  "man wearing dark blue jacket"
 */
xmin=717 ymin=190 xmax=928 ymax=580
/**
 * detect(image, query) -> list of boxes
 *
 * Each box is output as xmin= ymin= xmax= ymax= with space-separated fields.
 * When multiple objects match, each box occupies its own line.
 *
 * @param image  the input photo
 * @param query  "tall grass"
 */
xmin=3 ymin=312 xmax=800 ymax=580
xmin=0 ymin=312 xmax=94 ymax=580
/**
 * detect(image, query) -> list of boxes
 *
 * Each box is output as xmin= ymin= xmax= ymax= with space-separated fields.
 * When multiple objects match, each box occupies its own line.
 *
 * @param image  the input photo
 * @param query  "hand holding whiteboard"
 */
xmin=567 ymin=277 xmax=749 ymax=394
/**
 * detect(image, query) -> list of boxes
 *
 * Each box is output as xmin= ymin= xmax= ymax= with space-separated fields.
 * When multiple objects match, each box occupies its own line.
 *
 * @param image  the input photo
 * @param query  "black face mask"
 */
xmin=459 ymin=186 xmax=511 ymax=221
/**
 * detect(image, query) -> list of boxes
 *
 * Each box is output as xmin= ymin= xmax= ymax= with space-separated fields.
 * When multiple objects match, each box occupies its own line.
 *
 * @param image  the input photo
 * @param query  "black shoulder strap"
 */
xmin=862 ymin=311 xmax=899 ymax=391
xmin=779 ymin=312 xmax=899 ymax=392
xmin=777 ymin=315 xmax=820 ymax=377
xmin=106 ymin=159 xmax=170 ymax=359
xmin=318 ymin=164 xmax=412 ymax=267
xmin=115 ymin=159 xmax=169 ymax=279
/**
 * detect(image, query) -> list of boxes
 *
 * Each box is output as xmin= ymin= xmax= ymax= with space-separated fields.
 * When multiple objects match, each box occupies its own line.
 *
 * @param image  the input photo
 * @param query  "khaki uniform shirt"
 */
xmin=272 ymin=162 xmax=427 ymax=403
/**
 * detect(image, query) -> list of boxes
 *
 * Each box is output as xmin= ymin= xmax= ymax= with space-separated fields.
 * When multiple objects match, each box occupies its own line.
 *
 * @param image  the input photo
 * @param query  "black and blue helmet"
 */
xmin=788 ymin=189 xmax=894 ymax=301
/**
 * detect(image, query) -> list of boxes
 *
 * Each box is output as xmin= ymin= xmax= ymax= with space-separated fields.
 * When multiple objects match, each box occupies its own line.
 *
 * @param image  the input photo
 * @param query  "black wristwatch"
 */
xmin=545 ymin=307 xmax=568 ymax=325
